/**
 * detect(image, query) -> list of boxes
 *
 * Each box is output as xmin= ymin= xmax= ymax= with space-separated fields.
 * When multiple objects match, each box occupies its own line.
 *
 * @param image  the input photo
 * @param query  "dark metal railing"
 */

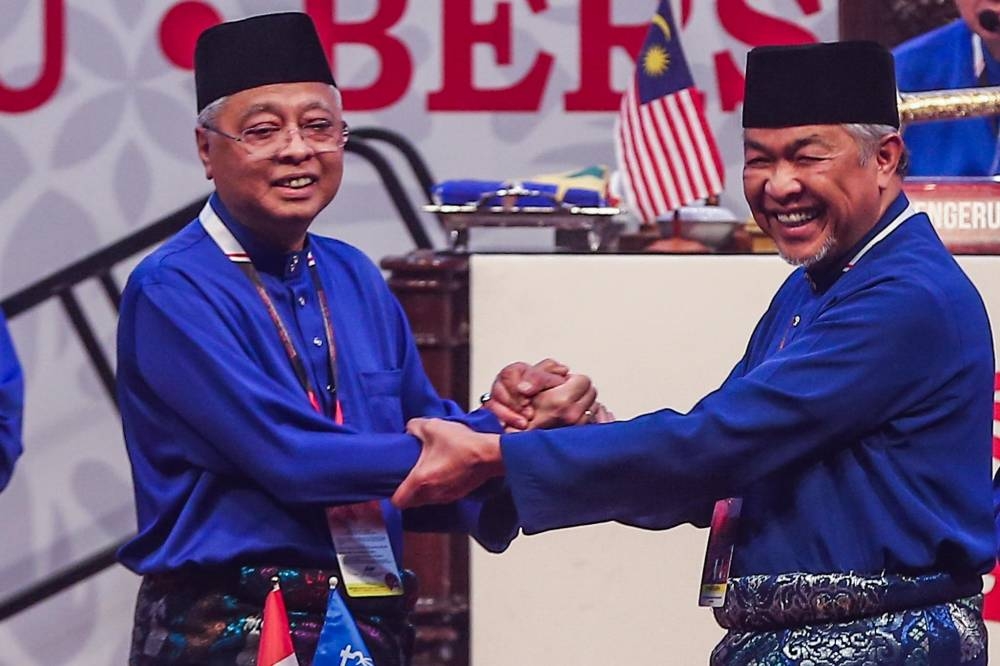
xmin=352 ymin=127 xmax=438 ymax=204
xmin=353 ymin=126 xmax=444 ymax=243
xmin=348 ymin=139 xmax=433 ymax=249
xmin=0 ymin=131 xmax=434 ymax=623
xmin=0 ymin=197 xmax=201 ymax=623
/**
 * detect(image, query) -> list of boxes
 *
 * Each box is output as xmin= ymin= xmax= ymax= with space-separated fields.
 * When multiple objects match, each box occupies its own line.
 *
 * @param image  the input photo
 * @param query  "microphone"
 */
xmin=979 ymin=9 xmax=1000 ymax=33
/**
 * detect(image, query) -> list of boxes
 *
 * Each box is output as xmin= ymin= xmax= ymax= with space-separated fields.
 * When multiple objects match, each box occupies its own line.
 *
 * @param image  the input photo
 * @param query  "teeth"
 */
xmin=283 ymin=177 xmax=313 ymax=188
xmin=775 ymin=210 xmax=817 ymax=225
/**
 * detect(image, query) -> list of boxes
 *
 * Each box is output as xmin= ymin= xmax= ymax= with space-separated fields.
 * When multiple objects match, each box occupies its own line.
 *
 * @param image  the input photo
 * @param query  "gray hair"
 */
xmin=196 ymin=95 xmax=227 ymax=128
xmin=195 ymin=85 xmax=343 ymax=128
xmin=841 ymin=123 xmax=910 ymax=177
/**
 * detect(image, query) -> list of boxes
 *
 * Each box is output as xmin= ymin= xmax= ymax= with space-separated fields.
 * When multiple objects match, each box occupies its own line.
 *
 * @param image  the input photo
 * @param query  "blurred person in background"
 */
xmin=894 ymin=0 xmax=1000 ymax=175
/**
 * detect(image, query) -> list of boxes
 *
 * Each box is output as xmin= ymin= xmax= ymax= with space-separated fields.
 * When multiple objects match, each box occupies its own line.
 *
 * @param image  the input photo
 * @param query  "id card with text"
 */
xmin=327 ymin=501 xmax=404 ymax=598
xmin=698 ymin=496 xmax=742 ymax=608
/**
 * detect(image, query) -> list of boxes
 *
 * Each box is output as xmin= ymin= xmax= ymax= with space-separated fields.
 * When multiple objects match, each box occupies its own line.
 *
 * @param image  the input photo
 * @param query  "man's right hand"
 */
xmin=392 ymin=418 xmax=504 ymax=509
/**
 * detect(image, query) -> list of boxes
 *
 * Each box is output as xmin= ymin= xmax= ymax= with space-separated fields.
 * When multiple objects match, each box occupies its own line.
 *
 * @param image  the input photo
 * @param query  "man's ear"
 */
xmin=195 ymin=127 xmax=213 ymax=181
xmin=875 ymin=132 xmax=904 ymax=187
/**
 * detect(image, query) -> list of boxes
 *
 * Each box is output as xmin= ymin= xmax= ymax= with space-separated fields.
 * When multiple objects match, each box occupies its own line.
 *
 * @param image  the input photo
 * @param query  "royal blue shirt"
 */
xmin=894 ymin=19 xmax=1000 ymax=176
xmin=117 ymin=194 xmax=516 ymax=573
xmin=0 ymin=309 xmax=23 ymax=492
xmin=502 ymin=194 xmax=996 ymax=577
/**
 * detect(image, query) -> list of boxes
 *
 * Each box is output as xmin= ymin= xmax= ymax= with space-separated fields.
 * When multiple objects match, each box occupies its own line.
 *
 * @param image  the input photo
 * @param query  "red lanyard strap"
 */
xmin=199 ymin=202 xmax=339 ymax=416
xmin=306 ymin=252 xmax=340 ymax=403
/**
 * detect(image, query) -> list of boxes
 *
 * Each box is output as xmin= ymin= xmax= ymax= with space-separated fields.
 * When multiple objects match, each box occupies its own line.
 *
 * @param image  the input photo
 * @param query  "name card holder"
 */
xmin=904 ymin=178 xmax=1000 ymax=254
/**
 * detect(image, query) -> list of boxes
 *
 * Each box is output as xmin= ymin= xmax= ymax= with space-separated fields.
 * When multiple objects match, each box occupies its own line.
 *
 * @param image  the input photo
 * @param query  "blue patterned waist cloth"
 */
xmin=714 ymin=570 xmax=982 ymax=631
xmin=710 ymin=571 xmax=987 ymax=665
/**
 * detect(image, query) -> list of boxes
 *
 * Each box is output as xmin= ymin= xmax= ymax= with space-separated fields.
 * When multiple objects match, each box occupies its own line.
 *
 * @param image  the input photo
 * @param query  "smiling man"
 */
xmin=393 ymin=41 xmax=996 ymax=665
xmin=114 ymin=12 xmax=589 ymax=666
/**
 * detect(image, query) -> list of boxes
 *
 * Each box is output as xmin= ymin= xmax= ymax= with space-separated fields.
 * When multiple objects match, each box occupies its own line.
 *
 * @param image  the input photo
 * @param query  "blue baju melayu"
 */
xmin=894 ymin=19 xmax=1000 ymax=176
xmin=117 ymin=194 xmax=516 ymax=664
xmin=0 ymin=309 xmax=23 ymax=493
xmin=501 ymin=193 xmax=996 ymax=664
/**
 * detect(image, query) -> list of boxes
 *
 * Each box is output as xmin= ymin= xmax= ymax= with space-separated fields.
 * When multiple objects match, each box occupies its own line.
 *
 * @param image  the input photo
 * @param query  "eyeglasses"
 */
xmin=202 ymin=119 xmax=350 ymax=159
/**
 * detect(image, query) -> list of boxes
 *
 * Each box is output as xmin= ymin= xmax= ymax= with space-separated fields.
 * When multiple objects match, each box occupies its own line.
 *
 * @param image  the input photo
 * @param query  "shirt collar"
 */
xmin=983 ymin=40 xmax=1000 ymax=85
xmin=209 ymin=193 xmax=309 ymax=279
xmin=805 ymin=192 xmax=910 ymax=292
xmin=973 ymin=32 xmax=1000 ymax=84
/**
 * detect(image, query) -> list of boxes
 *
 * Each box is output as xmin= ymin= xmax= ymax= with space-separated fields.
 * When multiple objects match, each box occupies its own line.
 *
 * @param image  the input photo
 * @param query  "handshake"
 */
xmin=392 ymin=358 xmax=612 ymax=509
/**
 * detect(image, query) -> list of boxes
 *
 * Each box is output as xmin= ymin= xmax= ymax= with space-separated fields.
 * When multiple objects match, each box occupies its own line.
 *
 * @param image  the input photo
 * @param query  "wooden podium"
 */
xmin=379 ymin=251 xmax=472 ymax=666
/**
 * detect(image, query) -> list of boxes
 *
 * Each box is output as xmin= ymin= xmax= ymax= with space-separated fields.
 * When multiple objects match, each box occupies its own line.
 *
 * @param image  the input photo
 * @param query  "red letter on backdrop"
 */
xmin=717 ymin=0 xmax=819 ymax=48
xmin=713 ymin=50 xmax=745 ymax=113
xmin=427 ymin=0 xmax=554 ymax=112
xmin=306 ymin=0 xmax=412 ymax=111
xmin=563 ymin=0 xmax=646 ymax=111
xmin=713 ymin=0 xmax=821 ymax=113
xmin=0 ymin=0 xmax=64 ymax=114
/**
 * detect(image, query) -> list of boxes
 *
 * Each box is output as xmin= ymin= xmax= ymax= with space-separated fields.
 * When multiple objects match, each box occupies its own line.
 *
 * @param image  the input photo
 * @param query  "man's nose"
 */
xmin=763 ymin=163 xmax=802 ymax=201
xmin=276 ymin=127 xmax=313 ymax=160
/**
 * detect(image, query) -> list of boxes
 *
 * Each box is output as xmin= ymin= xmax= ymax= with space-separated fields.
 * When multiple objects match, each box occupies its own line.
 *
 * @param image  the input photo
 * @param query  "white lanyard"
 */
xmin=974 ymin=33 xmax=985 ymax=81
xmin=842 ymin=205 xmax=918 ymax=273
xmin=199 ymin=201 xmax=251 ymax=261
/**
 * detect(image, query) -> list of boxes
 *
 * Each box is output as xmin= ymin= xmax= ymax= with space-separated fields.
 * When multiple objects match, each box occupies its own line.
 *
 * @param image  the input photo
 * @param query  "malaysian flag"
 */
xmin=615 ymin=0 xmax=724 ymax=224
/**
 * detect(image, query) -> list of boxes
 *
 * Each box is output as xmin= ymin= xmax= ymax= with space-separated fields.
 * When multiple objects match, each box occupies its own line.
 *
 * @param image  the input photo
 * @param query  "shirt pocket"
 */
xmin=359 ymin=369 xmax=405 ymax=432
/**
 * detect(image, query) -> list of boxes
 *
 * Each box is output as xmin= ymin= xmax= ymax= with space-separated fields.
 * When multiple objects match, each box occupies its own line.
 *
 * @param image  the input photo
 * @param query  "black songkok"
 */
xmin=194 ymin=12 xmax=336 ymax=112
xmin=742 ymin=41 xmax=899 ymax=129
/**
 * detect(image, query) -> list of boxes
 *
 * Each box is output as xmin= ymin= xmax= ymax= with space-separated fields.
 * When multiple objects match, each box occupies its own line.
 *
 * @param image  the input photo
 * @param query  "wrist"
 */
xmin=476 ymin=433 xmax=505 ymax=479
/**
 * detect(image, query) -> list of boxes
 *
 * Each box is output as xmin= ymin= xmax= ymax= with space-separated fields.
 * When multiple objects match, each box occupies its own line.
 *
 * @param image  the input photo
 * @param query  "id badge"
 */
xmin=698 ymin=497 xmax=743 ymax=608
xmin=327 ymin=500 xmax=404 ymax=598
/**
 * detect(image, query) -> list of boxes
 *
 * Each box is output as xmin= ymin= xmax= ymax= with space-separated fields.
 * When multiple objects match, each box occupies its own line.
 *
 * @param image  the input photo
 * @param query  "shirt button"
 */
xmin=298 ymin=296 xmax=307 ymax=307
xmin=313 ymin=336 xmax=324 ymax=347
xmin=792 ymin=315 xmax=801 ymax=327
xmin=326 ymin=384 xmax=334 ymax=393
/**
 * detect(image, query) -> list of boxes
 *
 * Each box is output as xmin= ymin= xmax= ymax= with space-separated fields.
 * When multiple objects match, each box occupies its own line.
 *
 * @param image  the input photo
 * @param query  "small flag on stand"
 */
xmin=314 ymin=577 xmax=374 ymax=666
xmin=258 ymin=578 xmax=300 ymax=666
xmin=615 ymin=0 xmax=725 ymax=225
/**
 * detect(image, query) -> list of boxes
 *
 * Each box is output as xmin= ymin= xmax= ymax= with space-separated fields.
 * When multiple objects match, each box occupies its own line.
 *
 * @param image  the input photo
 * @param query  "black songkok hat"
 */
xmin=194 ymin=12 xmax=336 ymax=112
xmin=742 ymin=41 xmax=899 ymax=129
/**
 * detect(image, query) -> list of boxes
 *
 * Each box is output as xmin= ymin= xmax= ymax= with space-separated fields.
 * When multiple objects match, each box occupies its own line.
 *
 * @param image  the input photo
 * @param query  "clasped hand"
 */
xmin=392 ymin=359 xmax=612 ymax=509
xmin=484 ymin=358 xmax=612 ymax=431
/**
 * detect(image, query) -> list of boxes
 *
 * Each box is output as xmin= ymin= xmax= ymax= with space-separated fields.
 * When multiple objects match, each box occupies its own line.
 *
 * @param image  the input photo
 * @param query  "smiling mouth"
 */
xmin=275 ymin=176 xmax=316 ymax=189
xmin=773 ymin=209 xmax=820 ymax=228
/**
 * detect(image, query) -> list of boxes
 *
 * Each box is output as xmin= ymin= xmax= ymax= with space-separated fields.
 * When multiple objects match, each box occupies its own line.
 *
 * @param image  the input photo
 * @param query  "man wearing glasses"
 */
xmin=115 ymin=12 xmax=593 ymax=665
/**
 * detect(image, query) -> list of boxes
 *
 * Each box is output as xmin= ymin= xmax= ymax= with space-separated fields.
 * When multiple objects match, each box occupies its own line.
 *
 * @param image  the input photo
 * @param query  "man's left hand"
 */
xmin=484 ymin=358 xmax=570 ymax=429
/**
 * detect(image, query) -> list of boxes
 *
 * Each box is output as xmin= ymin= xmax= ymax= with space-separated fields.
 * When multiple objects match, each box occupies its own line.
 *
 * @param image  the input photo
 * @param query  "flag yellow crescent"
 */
xmin=652 ymin=13 xmax=672 ymax=40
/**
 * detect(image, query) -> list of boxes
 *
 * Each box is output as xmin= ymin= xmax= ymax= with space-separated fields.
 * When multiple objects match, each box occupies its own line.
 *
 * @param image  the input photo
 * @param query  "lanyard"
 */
xmin=842 ymin=205 xmax=917 ymax=273
xmin=200 ymin=203 xmax=403 ymax=598
xmin=199 ymin=202 xmax=342 ymax=422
